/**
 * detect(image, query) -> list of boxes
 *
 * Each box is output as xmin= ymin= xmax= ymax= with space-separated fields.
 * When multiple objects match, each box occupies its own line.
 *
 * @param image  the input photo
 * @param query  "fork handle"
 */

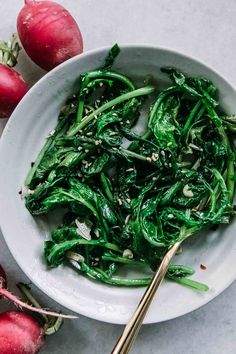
xmin=111 ymin=241 xmax=181 ymax=354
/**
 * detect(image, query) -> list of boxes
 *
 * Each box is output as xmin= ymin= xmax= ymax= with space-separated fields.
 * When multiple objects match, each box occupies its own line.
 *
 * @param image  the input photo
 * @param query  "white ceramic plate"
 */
xmin=0 ymin=45 xmax=236 ymax=324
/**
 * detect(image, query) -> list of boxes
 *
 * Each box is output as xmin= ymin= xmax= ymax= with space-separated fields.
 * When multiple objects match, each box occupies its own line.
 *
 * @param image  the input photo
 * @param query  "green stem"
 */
xmin=182 ymin=100 xmax=202 ymax=140
xmin=120 ymin=148 xmax=150 ymax=162
xmin=78 ymin=262 xmax=151 ymax=286
xmin=202 ymin=98 xmax=230 ymax=148
xmin=167 ymin=275 xmax=209 ymax=291
xmin=64 ymin=239 xmax=123 ymax=252
xmin=76 ymin=100 xmax=85 ymax=123
xmin=142 ymin=129 xmax=152 ymax=140
xmin=75 ymin=69 xmax=136 ymax=123
xmin=44 ymin=317 xmax=63 ymax=336
xmin=226 ymin=154 xmax=235 ymax=203
xmin=71 ymin=260 xmax=209 ymax=290
xmin=67 ymin=86 xmax=155 ymax=136
xmin=100 ymin=172 xmax=113 ymax=202
xmin=83 ymin=70 xmax=136 ymax=90
xmin=0 ymin=34 xmax=20 ymax=67
xmin=17 ymin=283 xmax=48 ymax=322
xmin=102 ymin=254 xmax=146 ymax=266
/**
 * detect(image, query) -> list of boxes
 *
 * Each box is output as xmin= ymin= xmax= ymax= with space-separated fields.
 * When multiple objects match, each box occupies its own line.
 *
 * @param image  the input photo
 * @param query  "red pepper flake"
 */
xmin=200 ymin=264 xmax=207 ymax=270
xmin=31 ymin=162 xmax=35 ymax=167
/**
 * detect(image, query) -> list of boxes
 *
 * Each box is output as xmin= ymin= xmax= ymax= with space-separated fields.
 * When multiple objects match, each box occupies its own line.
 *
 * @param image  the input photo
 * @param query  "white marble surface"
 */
xmin=0 ymin=0 xmax=236 ymax=353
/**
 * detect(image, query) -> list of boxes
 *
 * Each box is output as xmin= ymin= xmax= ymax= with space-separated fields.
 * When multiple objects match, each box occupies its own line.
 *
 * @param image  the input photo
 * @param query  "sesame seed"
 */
xmin=126 ymin=168 xmax=134 ymax=172
xmin=78 ymin=147 xmax=82 ymax=151
xmin=167 ymin=141 xmax=172 ymax=147
xmin=126 ymin=120 xmax=130 ymax=124
xmin=161 ymin=150 xmax=165 ymax=156
xmin=94 ymin=229 xmax=100 ymax=238
xmin=169 ymin=163 xmax=172 ymax=167
xmin=183 ymin=184 xmax=194 ymax=198
xmin=189 ymin=143 xmax=203 ymax=152
xmin=126 ymin=198 xmax=131 ymax=204
xmin=125 ymin=215 xmax=131 ymax=224
xmin=112 ymin=147 xmax=118 ymax=151
xmin=82 ymin=160 xmax=87 ymax=164
xmin=151 ymin=155 xmax=158 ymax=162
xmin=123 ymin=249 xmax=133 ymax=259
xmin=146 ymin=157 xmax=152 ymax=162
xmin=87 ymin=132 xmax=93 ymax=136
xmin=118 ymin=198 xmax=123 ymax=205
xmin=67 ymin=251 xmax=85 ymax=263
xmin=99 ymin=82 xmax=103 ymax=87
xmin=85 ymin=149 xmax=89 ymax=153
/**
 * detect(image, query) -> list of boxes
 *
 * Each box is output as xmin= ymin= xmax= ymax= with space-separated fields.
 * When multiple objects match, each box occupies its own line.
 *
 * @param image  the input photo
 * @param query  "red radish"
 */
xmin=0 ymin=35 xmax=28 ymax=118
xmin=17 ymin=0 xmax=83 ymax=71
xmin=0 ymin=311 xmax=44 ymax=354
xmin=0 ymin=265 xmax=77 ymax=354
xmin=0 ymin=65 xmax=28 ymax=118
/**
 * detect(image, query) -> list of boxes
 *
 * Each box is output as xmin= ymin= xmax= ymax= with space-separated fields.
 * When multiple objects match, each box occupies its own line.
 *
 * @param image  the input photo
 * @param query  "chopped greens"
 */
xmin=24 ymin=45 xmax=236 ymax=291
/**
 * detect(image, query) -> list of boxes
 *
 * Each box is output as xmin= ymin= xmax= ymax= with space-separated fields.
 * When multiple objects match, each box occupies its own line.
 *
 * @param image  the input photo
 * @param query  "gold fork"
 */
xmin=111 ymin=241 xmax=181 ymax=354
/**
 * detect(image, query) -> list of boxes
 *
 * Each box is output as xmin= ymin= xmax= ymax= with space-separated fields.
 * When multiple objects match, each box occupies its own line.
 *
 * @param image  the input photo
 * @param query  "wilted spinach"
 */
xmin=24 ymin=45 xmax=236 ymax=291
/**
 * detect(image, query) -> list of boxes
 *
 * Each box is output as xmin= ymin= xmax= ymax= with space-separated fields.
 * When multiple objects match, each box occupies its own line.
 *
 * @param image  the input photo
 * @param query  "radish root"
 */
xmin=0 ymin=288 xmax=78 ymax=319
